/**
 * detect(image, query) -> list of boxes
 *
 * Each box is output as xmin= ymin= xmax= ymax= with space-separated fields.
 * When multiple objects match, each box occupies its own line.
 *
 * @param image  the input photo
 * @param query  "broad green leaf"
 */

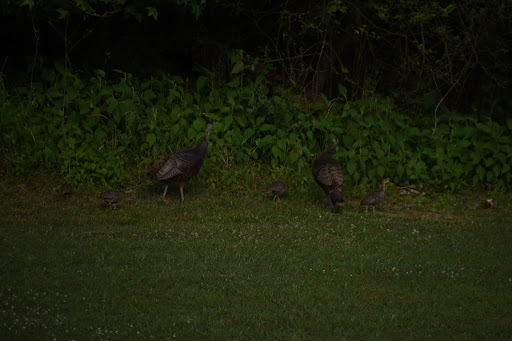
xmin=341 ymin=135 xmax=354 ymax=147
xmin=171 ymin=124 xmax=180 ymax=136
xmin=311 ymin=102 xmax=325 ymax=111
xmin=56 ymin=8 xmax=69 ymax=19
xmin=235 ymin=116 xmax=246 ymax=128
xmin=146 ymin=6 xmax=158 ymax=20
xmin=58 ymin=137 xmax=66 ymax=151
xmin=106 ymin=97 xmax=118 ymax=114
xmin=44 ymin=146 xmax=55 ymax=162
xmin=371 ymin=140 xmax=384 ymax=158
xmin=277 ymin=139 xmax=286 ymax=151
xmin=170 ymin=75 xmax=184 ymax=83
xmin=242 ymin=128 xmax=255 ymax=142
xmin=170 ymin=107 xmax=181 ymax=122
xmin=368 ymin=169 xmax=377 ymax=181
xmin=346 ymin=160 xmax=357 ymax=175
xmin=256 ymin=135 xmax=275 ymax=147
xmin=20 ymin=0 xmax=34 ymax=10
xmin=47 ymin=88 xmax=62 ymax=98
xmin=215 ymin=122 xmax=224 ymax=132
xmin=94 ymin=128 xmax=107 ymax=142
xmin=193 ymin=118 xmax=206 ymax=132
xmin=146 ymin=133 xmax=156 ymax=147
xmin=143 ymin=89 xmax=157 ymax=103
xmin=338 ymin=84 xmax=347 ymax=99
xmin=260 ymin=124 xmax=275 ymax=132
xmin=485 ymin=158 xmax=495 ymax=167
xmin=187 ymin=127 xmax=196 ymax=138
xmin=397 ymin=164 xmax=404 ymax=178
xmin=289 ymin=151 xmax=299 ymax=163
xmin=223 ymin=116 xmax=233 ymax=131
xmin=475 ymin=165 xmax=485 ymax=180
xmin=168 ymin=89 xmax=181 ymax=100
xmin=68 ymin=137 xmax=76 ymax=149
xmin=256 ymin=116 xmax=265 ymax=126
xmin=196 ymin=76 xmax=208 ymax=91
xmin=353 ymin=171 xmax=361 ymax=184
xmin=271 ymin=145 xmax=281 ymax=159
xmin=231 ymin=61 xmax=244 ymax=74
xmin=506 ymin=118 xmax=512 ymax=130
xmin=377 ymin=165 xmax=385 ymax=179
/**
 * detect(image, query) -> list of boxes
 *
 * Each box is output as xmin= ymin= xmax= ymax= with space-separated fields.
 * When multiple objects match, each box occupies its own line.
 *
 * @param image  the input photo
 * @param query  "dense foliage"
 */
xmin=1 ymin=62 xmax=510 ymax=191
xmin=1 ymin=0 xmax=511 ymax=191
xmin=2 ymin=0 xmax=510 ymax=116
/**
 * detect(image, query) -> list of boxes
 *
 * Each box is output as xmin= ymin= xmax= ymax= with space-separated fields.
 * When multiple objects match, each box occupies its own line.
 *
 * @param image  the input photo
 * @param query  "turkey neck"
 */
xmin=197 ymin=129 xmax=211 ymax=157
xmin=328 ymin=139 xmax=338 ymax=156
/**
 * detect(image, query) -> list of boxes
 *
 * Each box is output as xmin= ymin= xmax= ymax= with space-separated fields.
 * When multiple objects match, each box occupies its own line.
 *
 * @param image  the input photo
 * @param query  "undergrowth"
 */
xmin=1 ymin=61 xmax=511 ymax=192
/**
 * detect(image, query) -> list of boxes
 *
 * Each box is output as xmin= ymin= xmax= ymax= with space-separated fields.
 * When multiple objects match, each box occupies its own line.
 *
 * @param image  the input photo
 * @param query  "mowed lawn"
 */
xmin=1 ymin=174 xmax=511 ymax=340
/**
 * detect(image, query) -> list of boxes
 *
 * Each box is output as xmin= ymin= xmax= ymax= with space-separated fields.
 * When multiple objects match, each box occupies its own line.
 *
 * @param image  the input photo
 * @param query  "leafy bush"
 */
xmin=1 ymin=63 xmax=511 ymax=192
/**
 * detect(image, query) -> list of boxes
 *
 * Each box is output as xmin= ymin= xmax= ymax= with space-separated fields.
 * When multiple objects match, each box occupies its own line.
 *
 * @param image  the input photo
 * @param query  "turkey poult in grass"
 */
xmin=148 ymin=123 xmax=213 ymax=203
xmin=480 ymin=199 xmax=495 ymax=209
xmin=312 ymin=137 xmax=345 ymax=210
xmin=61 ymin=183 xmax=73 ymax=197
xmin=359 ymin=178 xmax=390 ymax=213
xmin=265 ymin=181 xmax=288 ymax=201
xmin=99 ymin=190 xmax=131 ymax=209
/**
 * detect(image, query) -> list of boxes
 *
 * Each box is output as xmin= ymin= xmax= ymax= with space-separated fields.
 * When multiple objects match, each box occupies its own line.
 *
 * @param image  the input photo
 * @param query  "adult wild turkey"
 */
xmin=359 ymin=178 xmax=390 ymax=213
xmin=99 ymin=190 xmax=131 ymax=209
xmin=312 ymin=137 xmax=345 ymax=210
xmin=148 ymin=123 xmax=213 ymax=203
xmin=265 ymin=181 xmax=288 ymax=201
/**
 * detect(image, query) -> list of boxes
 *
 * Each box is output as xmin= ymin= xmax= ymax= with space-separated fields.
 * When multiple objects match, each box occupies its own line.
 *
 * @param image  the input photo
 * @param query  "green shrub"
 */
xmin=0 ymin=63 xmax=510 ymax=192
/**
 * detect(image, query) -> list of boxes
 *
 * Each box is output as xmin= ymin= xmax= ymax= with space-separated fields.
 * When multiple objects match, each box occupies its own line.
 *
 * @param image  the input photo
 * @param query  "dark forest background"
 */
xmin=1 ymin=0 xmax=511 ymax=191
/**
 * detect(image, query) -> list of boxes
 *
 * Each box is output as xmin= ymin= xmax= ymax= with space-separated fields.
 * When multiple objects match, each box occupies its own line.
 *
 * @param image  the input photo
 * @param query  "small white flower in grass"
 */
xmin=412 ymin=229 xmax=419 ymax=235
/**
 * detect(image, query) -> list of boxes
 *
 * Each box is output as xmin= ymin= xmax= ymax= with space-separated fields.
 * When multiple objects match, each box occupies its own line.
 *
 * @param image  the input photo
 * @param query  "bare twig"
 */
xmin=432 ymin=59 xmax=472 ymax=134
xmin=28 ymin=17 xmax=40 ymax=116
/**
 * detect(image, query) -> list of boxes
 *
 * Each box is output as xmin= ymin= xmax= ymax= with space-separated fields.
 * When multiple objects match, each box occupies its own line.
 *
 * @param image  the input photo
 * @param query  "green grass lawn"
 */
xmin=1 ymin=174 xmax=511 ymax=340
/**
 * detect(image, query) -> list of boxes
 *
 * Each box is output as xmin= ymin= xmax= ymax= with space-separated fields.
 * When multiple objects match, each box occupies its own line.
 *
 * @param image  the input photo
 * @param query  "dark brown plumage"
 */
xmin=61 ymin=183 xmax=73 ymax=197
xmin=149 ymin=124 xmax=213 ymax=203
xmin=265 ymin=181 xmax=288 ymax=201
xmin=359 ymin=178 xmax=390 ymax=213
xmin=312 ymin=137 xmax=345 ymax=209
xmin=99 ymin=190 xmax=130 ymax=209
